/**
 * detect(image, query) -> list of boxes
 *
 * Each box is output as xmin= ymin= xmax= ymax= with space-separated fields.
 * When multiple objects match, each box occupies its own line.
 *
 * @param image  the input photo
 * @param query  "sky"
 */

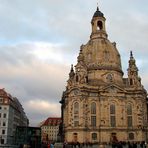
xmin=0 ymin=0 xmax=148 ymax=126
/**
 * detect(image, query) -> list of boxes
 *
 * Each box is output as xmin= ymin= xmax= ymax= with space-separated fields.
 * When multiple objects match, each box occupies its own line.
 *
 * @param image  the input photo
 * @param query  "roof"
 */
xmin=41 ymin=117 xmax=61 ymax=126
xmin=93 ymin=7 xmax=104 ymax=17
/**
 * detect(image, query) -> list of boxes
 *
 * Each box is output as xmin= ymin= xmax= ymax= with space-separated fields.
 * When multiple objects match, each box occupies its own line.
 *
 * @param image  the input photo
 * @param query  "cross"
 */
xmin=97 ymin=0 xmax=99 ymax=10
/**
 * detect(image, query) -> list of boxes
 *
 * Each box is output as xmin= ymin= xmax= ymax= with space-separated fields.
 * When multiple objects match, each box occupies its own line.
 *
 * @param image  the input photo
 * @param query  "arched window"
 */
xmin=92 ymin=133 xmax=97 ymax=140
xmin=91 ymin=102 xmax=96 ymax=127
xmin=74 ymin=102 xmax=79 ymax=114
xmin=110 ymin=104 xmax=115 ymax=114
xmin=76 ymin=75 xmax=79 ymax=82
xmin=127 ymin=104 xmax=132 ymax=127
xmin=91 ymin=102 xmax=96 ymax=114
xmin=74 ymin=102 xmax=79 ymax=127
xmin=97 ymin=21 xmax=103 ymax=30
xmin=110 ymin=104 xmax=116 ymax=127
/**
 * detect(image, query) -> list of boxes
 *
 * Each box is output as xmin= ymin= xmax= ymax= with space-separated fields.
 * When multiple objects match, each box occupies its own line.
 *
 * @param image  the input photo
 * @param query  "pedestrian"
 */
xmin=50 ymin=143 xmax=54 ymax=148
xmin=48 ymin=143 xmax=50 ymax=148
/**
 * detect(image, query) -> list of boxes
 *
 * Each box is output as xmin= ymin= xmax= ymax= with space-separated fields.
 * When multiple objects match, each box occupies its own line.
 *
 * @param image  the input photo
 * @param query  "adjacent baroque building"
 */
xmin=60 ymin=7 xmax=148 ymax=143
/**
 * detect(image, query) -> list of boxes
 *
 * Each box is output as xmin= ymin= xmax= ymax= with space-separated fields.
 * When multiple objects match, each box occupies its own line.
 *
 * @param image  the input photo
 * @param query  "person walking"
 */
xmin=50 ymin=143 xmax=54 ymax=148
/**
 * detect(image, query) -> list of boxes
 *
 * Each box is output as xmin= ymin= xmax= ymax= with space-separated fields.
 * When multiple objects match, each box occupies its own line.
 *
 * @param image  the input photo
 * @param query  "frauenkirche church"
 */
xmin=60 ymin=6 xmax=148 ymax=143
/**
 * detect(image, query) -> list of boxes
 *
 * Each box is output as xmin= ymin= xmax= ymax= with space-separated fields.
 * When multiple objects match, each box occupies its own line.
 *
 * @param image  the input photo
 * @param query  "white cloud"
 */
xmin=24 ymin=99 xmax=60 ymax=126
xmin=26 ymin=99 xmax=60 ymax=115
xmin=31 ymin=42 xmax=66 ymax=63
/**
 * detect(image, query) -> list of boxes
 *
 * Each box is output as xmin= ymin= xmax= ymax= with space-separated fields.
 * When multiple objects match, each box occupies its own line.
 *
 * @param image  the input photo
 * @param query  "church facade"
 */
xmin=60 ymin=7 xmax=148 ymax=143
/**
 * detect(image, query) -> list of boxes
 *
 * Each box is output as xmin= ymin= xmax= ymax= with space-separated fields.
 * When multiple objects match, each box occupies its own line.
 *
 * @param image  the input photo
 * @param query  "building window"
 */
xmin=0 ymin=98 xmax=3 ymax=103
xmin=91 ymin=102 xmax=96 ymax=127
xmin=110 ymin=104 xmax=116 ymax=127
xmin=110 ymin=116 xmax=116 ymax=127
xmin=3 ymin=113 xmax=6 ymax=118
xmin=73 ymin=102 xmax=79 ymax=127
xmin=127 ymin=104 xmax=132 ymax=127
xmin=129 ymin=133 xmax=134 ymax=140
xmin=74 ymin=102 xmax=79 ymax=114
xmin=110 ymin=104 xmax=115 ymax=114
xmin=127 ymin=104 xmax=132 ymax=115
xmin=92 ymin=133 xmax=97 ymax=140
xmin=1 ymin=139 xmax=4 ymax=144
xmin=3 ymin=122 xmax=6 ymax=126
xmin=91 ymin=116 xmax=96 ymax=127
xmin=91 ymin=102 xmax=96 ymax=114
xmin=2 ymin=130 xmax=5 ymax=134
xmin=127 ymin=116 xmax=132 ymax=127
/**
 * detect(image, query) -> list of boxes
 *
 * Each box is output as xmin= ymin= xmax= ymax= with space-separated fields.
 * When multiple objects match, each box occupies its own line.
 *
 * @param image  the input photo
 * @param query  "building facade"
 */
xmin=60 ymin=7 xmax=148 ymax=143
xmin=40 ymin=117 xmax=61 ymax=143
xmin=0 ymin=88 xmax=28 ymax=145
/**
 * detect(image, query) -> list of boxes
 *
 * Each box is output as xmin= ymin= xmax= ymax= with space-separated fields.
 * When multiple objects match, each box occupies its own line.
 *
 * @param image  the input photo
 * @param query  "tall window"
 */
xmin=76 ymin=75 xmax=79 ymax=82
xmin=91 ymin=102 xmax=96 ymax=127
xmin=91 ymin=102 xmax=96 ymax=114
xmin=3 ymin=122 xmax=6 ymax=126
xmin=74 ymin=102 xmax=79 ymax=127
xmin=2 ymin=130 xmax=5 ymax=134
xmin=0 ymin=98 xmax=3 ymax=103
xmin=3 ymin=113 xmax=6 ymax=118
xmin=127 ymin=104 xmax=132 ymax=127
xmin=110 ymin=104 xmax=116 ymax=127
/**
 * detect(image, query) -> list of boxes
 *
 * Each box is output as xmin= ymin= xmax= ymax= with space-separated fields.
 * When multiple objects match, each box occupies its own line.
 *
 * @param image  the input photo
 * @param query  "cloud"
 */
xmin=0 ymin=41 xmax=71 ymax=125
xmin=24 ymin=99 xmax=60 ymax=126
xmin=0 ymin=42 xmax=71 ymax=100
xmin=26 ymin=99 xmax=60 ymax=114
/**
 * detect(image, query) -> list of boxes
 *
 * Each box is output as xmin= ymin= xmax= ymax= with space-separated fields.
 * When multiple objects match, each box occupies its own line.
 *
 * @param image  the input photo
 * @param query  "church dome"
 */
xmin=82 ymin=39 xmax=122 ymax=74
xmin=76 ymin=7 xmax=123 ymax=85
